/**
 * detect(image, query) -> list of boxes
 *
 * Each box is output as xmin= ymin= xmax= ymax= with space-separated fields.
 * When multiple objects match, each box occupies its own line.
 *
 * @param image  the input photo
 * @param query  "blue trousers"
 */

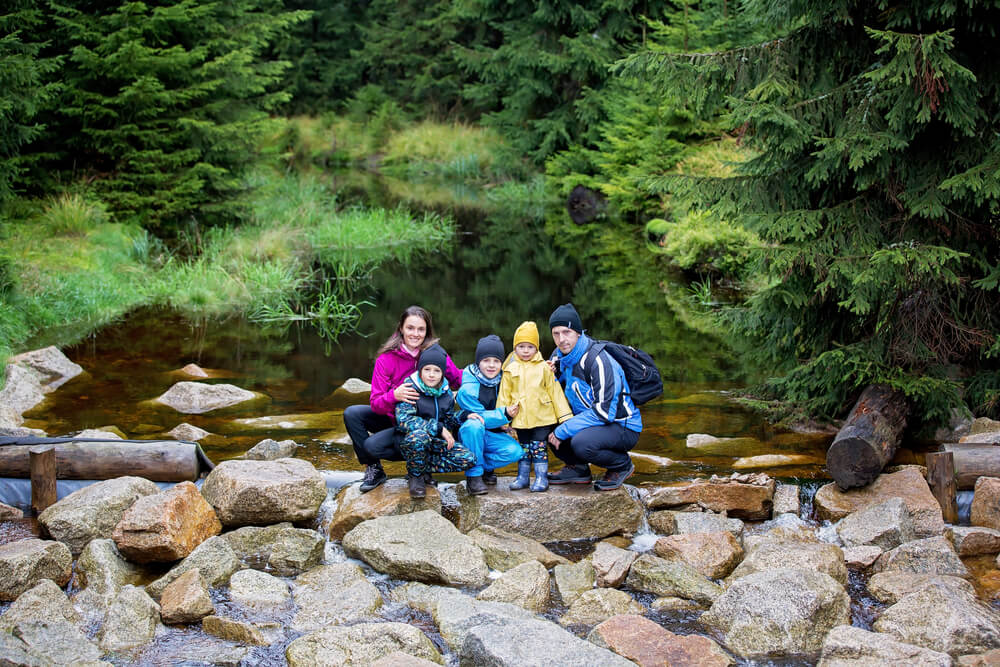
xmin=458 ymin=419 xmax=523 ymax=478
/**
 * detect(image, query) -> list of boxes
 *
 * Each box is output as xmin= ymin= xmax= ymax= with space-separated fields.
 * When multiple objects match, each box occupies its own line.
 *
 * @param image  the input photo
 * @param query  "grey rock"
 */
xmin=202 ymin=615 xmax=283 ymax=646
xmin=342 ymin=510 xmax=489 ymax=586
xmin=229 ymin=569 xmax=291 ymax=609
xmin=167 ymin=422 xmax=211 ymax=441
xmin=467 ymin=524 xmax=570 ymax=571
xmin=553 ymin=558 xmax=595 ymax=605
xmin=625 ymin=553 xmax=723 ymax=604
xmin=38 ymin=476 xmax=160 ymax=555
xmin=0 ymin=501 xmax=23 ymax=521
xmin=701 ymin=568 xmax=850 ymax=659
xmin=291 ymin=563 xmax=383 ymax=633
xmin=456 ymin=481 xmax=643 ymax=541
xmin=591 ymin=541 xmax=639 ymax=588
xmin=286 ymin=622 xmax=444 ymax=666
xmin=868 ymin=571 xmax=976 ymax=605
xmin=327 ymin=479 xmax=443 ymax=540
xmin=8 ymin=618 xmax=102 ymax=665
xmin=476 ymin=560 xmax=550 ymax=611
xmin=729 ymin=540 xmax=847 ymax=586
xmin=951 ymin=525 xmax=1000 ymax=556
xmin=75 ymin=538 xmax=146 ymax=599
xmin=244 ymin=438 xmax=298 ymax=460
xmin=874 ymin=535 xmax=970 ymax=577
xmin=773 ymin=483 xmax=801 ymax=516
xmin=648 ymin=509 xmax=745 ymax=538
xmin=559 ymin=588 xmax=645 ymax=626
xmin=874 ymin=581 xmax=1000 ymax=656
xmin=0 ymin=365 xmax=45 ymax=417
xmin=0 ymin=538 xmax=72 ymax=601
xmin=0 ymin=579 xmax=81 ymax=633
xmin=220 ymin=522 xmax=324 ymax=576
xmin=836 ymin=497 xmax=917 ymax=550
xmin=98 ymin=584 xmax=162 ymax=651
xmin=460 ymin=617 xmax=635 ymax=666
xmin=818 ymin=624 xmax=952 ymax=666
xmin=145 ymin=535 xmax=241 ymax=599
xmin=0 ymin=632 xmax=40 ymax=667
xmin=8 ymin=346 xmax=83 ymax=392
xmin=389 ymin=581 xmax=469 ymax=615
xmin=200 ymin=458 xmax=328 ymax=527
xmin=159 ymin=569 xmax=214 ymax=624
xmin=154 ymin=381 xmax=263 ymax=414
xmin=843 ymin=546 xmax=884 ymax=569
xmin=434 ymin=595 xmax=538 ymax=651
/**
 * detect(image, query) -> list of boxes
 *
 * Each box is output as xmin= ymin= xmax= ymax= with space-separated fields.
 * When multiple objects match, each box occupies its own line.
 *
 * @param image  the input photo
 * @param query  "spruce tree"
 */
xmin=620 ymin=0 xmax=1000 ymax=422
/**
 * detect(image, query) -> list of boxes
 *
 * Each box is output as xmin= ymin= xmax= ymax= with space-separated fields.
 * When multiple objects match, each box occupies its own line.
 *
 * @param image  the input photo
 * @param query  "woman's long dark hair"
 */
xmin=375 ymin=305 xmax=441 ymax=356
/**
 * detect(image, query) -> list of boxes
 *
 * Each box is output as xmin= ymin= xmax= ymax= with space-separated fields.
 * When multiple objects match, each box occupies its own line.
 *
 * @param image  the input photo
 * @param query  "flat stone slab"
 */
xmin=154 ymin=381 xmax=267 ymax=414
xmin=644 ymin=474 xmax=775 ymax=521
xmin=329 ymin=478 xmax=442 ymax=540
xmin=819 ymin=624 xmax=951 ymax=666
xmin=589 ymin=614 xmax=734 ymax=666
xmin=286 ymin=622 xmax=444 ymax=666
xmin=456 ymin=479 xmax=643 ymax=541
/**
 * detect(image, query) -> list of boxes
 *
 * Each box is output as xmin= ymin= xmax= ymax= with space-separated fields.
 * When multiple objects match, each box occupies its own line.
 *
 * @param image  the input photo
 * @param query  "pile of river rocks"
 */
xmin=4 ymin=451 xmax=1000 ymax=665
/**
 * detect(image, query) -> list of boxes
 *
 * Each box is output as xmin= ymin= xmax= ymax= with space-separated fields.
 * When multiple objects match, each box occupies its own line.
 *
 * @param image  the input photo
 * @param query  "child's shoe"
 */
xmin=408 ymin=473 xmax=426 ymax=499
xmin=466 ymin=476 xmax=488 ymax=495
xmin=509 ymin=459 xmax=531 ymax=490
xmin=530 ymin=461 xmax=549 ymax=492
xmin=482 ymin=469 xmax=497 ymax=485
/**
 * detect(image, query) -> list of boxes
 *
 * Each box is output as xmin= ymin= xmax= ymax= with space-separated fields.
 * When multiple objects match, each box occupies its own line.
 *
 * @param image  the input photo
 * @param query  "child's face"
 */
xmin=478 ymin=356 xmax=502 ymax=379
xmin=420 ymin=364 xmax=443 ymax=387
xmin=515 ymin=342 xmax=537 ymax=361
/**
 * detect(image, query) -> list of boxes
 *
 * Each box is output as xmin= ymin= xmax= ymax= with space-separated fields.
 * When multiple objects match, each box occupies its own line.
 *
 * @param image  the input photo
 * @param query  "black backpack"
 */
xmin=585 ymin=340 xmax=663 ymax=406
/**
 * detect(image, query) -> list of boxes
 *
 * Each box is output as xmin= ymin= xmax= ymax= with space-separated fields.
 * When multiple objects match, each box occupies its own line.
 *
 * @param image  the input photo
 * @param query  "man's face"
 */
xmin=551 ymin=325 xmax=580 ymax=355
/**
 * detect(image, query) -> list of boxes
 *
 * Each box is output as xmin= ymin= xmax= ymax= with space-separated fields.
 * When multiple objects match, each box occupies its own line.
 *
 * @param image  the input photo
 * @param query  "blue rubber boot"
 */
xmin=530 ymin=461 xmax=549 ymax=492
xmin=509 ymin=459 xmax=531 ymax=490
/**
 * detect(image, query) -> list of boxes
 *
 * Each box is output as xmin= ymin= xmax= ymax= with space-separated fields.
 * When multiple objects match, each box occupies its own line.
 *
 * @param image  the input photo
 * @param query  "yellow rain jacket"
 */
xmin=499 ymin=349 xmax=573 ymax=429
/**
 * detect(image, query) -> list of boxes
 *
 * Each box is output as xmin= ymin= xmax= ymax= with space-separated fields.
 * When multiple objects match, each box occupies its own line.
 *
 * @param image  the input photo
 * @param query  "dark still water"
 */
xmin=23 ymin=173 xmax=833 ymax=484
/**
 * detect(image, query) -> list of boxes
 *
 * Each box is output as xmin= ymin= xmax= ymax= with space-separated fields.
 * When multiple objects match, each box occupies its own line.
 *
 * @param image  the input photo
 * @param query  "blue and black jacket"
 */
xmin=395 ymin=372 xmax=461 ymax=438
xmin=455 ymin=364 xmax=509 ymax=433
xmin=552 ymin=333 xmax=642 ymax=439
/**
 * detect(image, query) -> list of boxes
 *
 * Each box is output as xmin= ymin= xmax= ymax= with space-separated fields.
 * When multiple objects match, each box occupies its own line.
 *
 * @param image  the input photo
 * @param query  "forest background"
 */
xmin=2 ymin=0 xmax=998 ymax=429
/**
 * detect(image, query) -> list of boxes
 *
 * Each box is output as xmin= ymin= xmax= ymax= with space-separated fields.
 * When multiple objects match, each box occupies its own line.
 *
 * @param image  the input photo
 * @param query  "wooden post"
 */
xmin=29 ymin=445 xmax=57 ymax=514
xmin=926 ymin=450 xmax=958 ymax=524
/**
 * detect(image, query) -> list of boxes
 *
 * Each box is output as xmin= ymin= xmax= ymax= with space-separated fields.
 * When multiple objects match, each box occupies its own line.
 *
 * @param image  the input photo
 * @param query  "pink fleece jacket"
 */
xmin=369 ymin=345 xmax=462 ymax=417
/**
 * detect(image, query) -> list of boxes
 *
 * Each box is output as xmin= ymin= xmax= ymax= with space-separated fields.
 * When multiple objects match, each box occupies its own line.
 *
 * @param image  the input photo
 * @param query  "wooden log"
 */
xmin=826 ymin=384 xmax=910 ymax=490
xmin=942 ymin=442 xmax=1000 ymax=490
xmin=0 ymin=440 xmax=200 ymax=482
xmin=29 ymin=446 xmax=57 ymax=514
xmin=925 ymin=451 xmax=958 ymax=524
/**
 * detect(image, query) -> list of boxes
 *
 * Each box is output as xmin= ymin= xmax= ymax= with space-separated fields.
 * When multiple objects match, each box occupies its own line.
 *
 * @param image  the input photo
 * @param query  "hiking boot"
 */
xmin=547 ymin=465 xmax=592 ymax=485
xmin=594 ymin=461 xmax=635 ymax=491
xmin=423 ymin=472 xmax=438 ymax=488
xmin=509 ymin=459 xmax=531 ymax=490
xmin=359 ymin=463 xmax=387 ymax=493
xmin=482 ymin=469 xmax=498 ymax=486
xmin=530 ymin=461 xmax=549 ymax=492
xmin=407 ymin=474 xmax=426 ymax=499
xmin=466 ymin=475 xmax=488 ymax=495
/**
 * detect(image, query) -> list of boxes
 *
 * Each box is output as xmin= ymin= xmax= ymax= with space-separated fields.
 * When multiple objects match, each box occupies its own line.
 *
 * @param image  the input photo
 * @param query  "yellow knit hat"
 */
xmin=513 ymin=321 xmax=539 ymax=348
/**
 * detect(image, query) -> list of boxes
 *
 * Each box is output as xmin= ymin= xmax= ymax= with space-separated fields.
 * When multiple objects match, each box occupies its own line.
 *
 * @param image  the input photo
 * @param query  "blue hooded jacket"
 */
xmin=455 ymin=364 xmax=509 ymax=431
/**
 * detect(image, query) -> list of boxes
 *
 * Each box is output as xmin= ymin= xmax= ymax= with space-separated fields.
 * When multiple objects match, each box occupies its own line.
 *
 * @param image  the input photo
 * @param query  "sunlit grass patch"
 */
xmin=42 ymin=193 xmax=109 ymax=236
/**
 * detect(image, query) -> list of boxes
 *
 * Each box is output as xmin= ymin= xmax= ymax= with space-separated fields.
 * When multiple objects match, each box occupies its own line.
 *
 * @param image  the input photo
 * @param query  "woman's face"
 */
xmin=420 ymin=364 xmax=443 ymax=387
xmin=478 ymin=356 xmax=502 ymax=379
xmin=401 ymin=315 xmax=428 ymax=350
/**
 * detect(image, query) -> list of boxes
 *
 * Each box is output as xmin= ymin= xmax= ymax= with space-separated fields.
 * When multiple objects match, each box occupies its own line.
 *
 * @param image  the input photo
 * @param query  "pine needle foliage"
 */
xmin=617 ymin=0 xmax=1000 ymax=423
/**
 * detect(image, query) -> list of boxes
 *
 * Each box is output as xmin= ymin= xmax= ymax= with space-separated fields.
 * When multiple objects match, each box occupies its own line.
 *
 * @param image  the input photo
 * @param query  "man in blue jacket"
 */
xmin=546 ymin=303 xmax=642 ymax=490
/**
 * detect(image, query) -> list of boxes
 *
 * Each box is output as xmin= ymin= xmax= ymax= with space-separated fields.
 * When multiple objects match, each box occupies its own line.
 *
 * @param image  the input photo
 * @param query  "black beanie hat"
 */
xmin=418 ymin=343 xmax=448 ymax=372
xmin=475 ymin=334 xmax=505 ymax=364
xmin=549 ymin=303 xmax=583 ymax=334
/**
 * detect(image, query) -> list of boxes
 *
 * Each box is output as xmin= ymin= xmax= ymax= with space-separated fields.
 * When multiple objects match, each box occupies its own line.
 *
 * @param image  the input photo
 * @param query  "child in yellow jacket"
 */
xmin=499 ymin=321 xmax=573 ymax=491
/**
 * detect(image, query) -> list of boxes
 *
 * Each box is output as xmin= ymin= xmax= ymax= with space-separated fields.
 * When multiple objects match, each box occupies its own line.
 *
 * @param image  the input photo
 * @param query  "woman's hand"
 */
xmin=442 ymin=428 xmax=455 ymax=449
xmin=547 ymin=432 xmax=561 ymax=449
xmin=394 ymin=383 xmax=419 ymax=404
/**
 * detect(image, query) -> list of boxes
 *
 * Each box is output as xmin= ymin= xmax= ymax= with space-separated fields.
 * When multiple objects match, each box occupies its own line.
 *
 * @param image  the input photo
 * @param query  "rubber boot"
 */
xmin=466 ymin=475 xmax=488 ymax=495
xmin=509 ymin=459 xmax=531 ymax=490
xmin=407 ymin=473 xmax=426 ymax=499
xmin=530 ymin=461 xmax=549 ymax=492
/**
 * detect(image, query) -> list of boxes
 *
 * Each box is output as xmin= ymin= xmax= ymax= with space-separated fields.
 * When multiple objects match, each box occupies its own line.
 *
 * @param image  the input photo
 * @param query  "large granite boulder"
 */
xmin=554 ymin=558 xmax=596 ymax=606
xmin=0 ymin=579 xmax=81 ymax=632
xmin=867 ymin=571 xmax=976 ymax=604
xmin=468 ymin=524 xmax=570 ymax=571
xmin=74 ymin=538 xmax=146 ymax=599
xmin=592 ymin=541 xmax=639 ymax=588
xmin=159 ymin=569 xmax=214 ymax=624
xmin=290 ymin=563 xmax=383 ymax=633
xmin=814 ymin=467 xmax=945 ymax=538
xmin=0 ymin=363 xmax=47 ymax=416
xmin=244 ymin=438 xmax=298 ymax=460
xmin=701 ymin=568 xmax=850 ymax=660
xmin=328 ymin=479 xmax=442 ymax=540
xmin=229 ymin=569 xmax=292 ymax=610
xmin=625 ymin=553 xmax=723 ymax=605
xmin=4 ymin=618 xmax=102 ymax=665
xmin=836 ymin=497 xmax=917 ymax=550
xmin=874 ymin=581 xmax=1000 ymax=656
xmin=154 ymin=381 xmax=266 ymax=414
xmin=342 ymin=510 xmax=489 ymax=587
xmin=728 ymin=540 xmax=847 ymax=586
xmin=220 ymin=522 xmax=324 ymax=576
xmin=460 ymin=616 xmax=636 ymax=666
xmin=200 ymin=458 xmax=327 ymax=527
xmin=644 ymin=474 xmax=775 ymax=521
xmin=98 ymin=584 xmax=163 ymax=652
xmin=144 ymin=535 xmax=241 ymax=599
xmin=951 ymin=526 xmax=1000 ymax=556
xmin=589 ymin=614 xmax=734 ymax=667
xmin=648 ymin=510 xmax=745 ymax=538
xmin=873 ymin=536 xmax=969 ymax=577
xmin=654 ymin=531 xmax=744 ymax=580
xmin=0 ymin=538 xmax=72 ymax=601
xmin=971 ymin=477 xmax=1000 ymax=531
xmin=818 ymin=624 xmax=952 ymax=666
xmin=560 ymin=588 xmax=645 ymax=626
xmin=38 ymin=476 xmax=160 ymax=555
xmin=112 ymin=480 xmax=221 ymax=562
xmin=8 ymin=346 xmax=83 ymax=392
xmin=286 ymin=622 xmax=444 ymax=666
xmin=456 ymin=481 xmax=643 ymax=541
xmin=476 ymin=559 xmax=550 ymax=612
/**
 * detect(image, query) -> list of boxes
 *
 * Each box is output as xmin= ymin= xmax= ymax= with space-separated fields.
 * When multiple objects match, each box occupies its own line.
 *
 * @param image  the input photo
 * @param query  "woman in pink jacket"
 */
xmin=344 ymin=305 xmax=462 ymax=492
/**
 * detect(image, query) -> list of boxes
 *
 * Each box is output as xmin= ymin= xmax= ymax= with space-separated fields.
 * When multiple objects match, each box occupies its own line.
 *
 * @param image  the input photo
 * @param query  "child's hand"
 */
xmin=508 ymin=403 xmax=521 ymax=418
xmin=442 ymin=428 xmax=455 ymax=449
xmin=468 ymin=413 xmax=484 ymax=423
xmin=547 ymin=432 xmax=561 ymax=449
